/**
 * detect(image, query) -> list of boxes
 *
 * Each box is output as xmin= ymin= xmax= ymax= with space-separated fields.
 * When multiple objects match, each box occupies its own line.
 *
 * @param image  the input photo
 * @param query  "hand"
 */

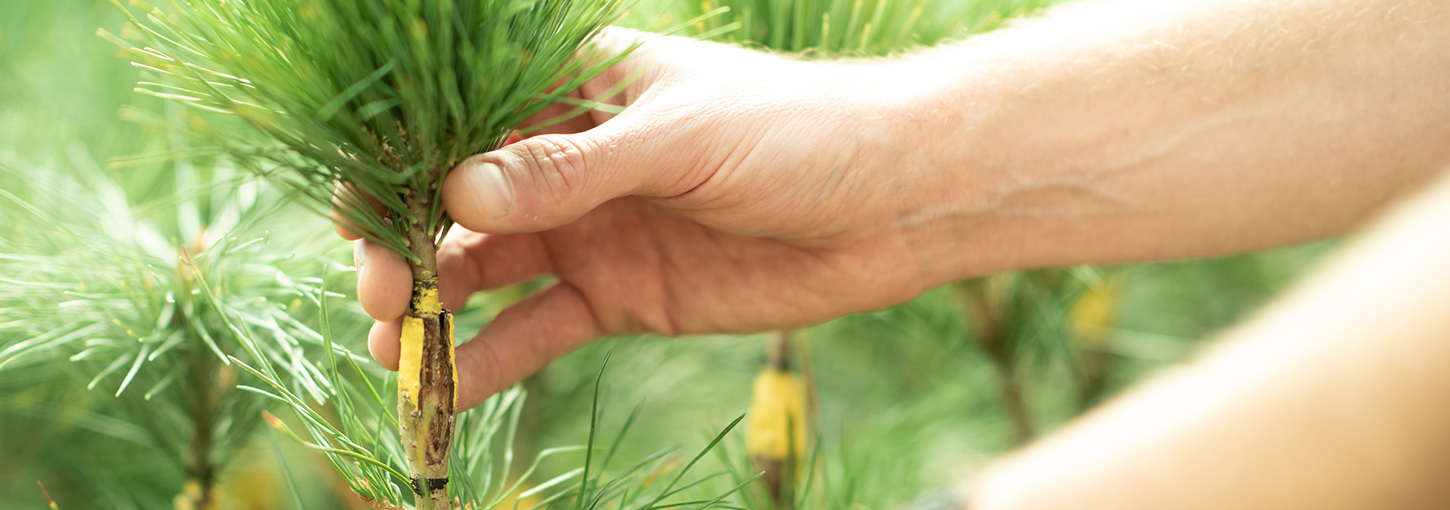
xmin=341 ymin=27 xmax=956 ymax=409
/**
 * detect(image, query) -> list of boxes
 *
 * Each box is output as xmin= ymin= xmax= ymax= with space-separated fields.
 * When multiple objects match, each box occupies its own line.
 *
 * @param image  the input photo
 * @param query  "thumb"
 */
xmin=444 ymin=115 xmax=683 ymax=234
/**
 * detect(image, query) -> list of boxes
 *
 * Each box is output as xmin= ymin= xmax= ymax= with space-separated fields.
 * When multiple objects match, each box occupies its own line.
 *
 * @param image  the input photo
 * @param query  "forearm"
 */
xmin=893 ymin=0 xmax=1450 ymax=282
xmin=966 ymin=168 xmax=1450 ymax=509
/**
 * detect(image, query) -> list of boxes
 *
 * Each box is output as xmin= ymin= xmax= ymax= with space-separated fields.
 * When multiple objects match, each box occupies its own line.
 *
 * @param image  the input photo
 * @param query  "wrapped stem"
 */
xmin=399 ymin=192 xmax=459 ymax=510
xmin=746 ymin=331 xmax=808 ymax=509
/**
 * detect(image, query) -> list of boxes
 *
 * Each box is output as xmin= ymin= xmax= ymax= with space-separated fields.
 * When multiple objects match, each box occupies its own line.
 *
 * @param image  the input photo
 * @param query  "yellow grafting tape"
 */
xmin=1069 ymin=277 xmax=1119 ymax=346
xmin=399 ymin=316 xmax=425 ymax=405
xmin=745 ymin=369 xmax=808 ymax=460
xmin=414 ymin=286 xmax=443 ymax=315
xmin=446 ymin=313 xmax=459 ymax=407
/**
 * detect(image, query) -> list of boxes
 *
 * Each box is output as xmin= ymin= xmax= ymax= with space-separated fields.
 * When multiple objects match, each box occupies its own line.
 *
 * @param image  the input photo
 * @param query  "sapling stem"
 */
xmin=177 ymin=255 xmax=222 ymax=510
xmin=103 ymin=1 xmax=634 ymax=505
xmin=747 ymin=331 xmax=808 ymax=509
xmin=956 ymin=280 xmax=1035 ymax=444
xmin=399 ymin=188 xmax=459 ymax=510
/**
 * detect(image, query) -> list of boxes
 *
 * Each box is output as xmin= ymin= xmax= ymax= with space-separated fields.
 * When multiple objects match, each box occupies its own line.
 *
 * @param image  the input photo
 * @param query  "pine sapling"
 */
xmin=105 ymin=1 xmax=629 ymax=507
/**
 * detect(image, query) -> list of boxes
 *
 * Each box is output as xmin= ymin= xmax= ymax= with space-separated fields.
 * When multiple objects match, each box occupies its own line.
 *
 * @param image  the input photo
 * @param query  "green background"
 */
xmin=0 ymin=0 xmax=1333 ymax=508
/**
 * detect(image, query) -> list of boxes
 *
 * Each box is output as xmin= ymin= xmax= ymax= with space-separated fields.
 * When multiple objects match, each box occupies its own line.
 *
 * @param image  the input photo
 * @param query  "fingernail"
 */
xmin=462 ymin=161 xmax=514 ymax=219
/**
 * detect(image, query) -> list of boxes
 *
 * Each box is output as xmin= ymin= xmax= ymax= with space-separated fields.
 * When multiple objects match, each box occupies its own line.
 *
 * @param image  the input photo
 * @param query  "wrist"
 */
xmin=792 ymin=42 xmax=1088 ymax=293
xmin=869 ymin=32 xmax=1165 ymax=288
xmin=869 ymin=44 xmax=1030 ymax=289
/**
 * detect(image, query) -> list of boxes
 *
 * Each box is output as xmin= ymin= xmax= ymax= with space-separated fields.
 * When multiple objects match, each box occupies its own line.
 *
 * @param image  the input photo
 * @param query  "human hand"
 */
xmin=341 ymin=27 xmax=960 ymax=409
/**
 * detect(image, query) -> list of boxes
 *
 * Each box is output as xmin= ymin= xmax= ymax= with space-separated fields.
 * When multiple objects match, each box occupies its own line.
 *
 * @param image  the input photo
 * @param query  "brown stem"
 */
xmin=766 ymin=331 xmax=792 ymax=373
xmin=758 ymin=332 xmax=796 ymax=510
xmin=187 ymin=339 xmax=218 ymax=509
xmin=398 ymin=190 xmax=458 ymax=510
xmin=955 ymin=280 xmax=1035 ymax=445
xmin=1077 ymin=349 xmax=1117 ymax=411
xmin=177 ymin=256 xmax=220 ymax=509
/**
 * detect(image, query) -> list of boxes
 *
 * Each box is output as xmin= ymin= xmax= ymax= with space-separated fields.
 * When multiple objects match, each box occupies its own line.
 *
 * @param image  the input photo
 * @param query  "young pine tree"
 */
xmin=0 ymin=150 xmax=346 ymax=509
xmin=106 ymin=1 xmax=630 ymax=507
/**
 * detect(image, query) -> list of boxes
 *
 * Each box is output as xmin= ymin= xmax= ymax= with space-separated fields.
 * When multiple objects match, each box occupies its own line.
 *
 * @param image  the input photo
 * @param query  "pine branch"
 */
xmin=107 ymin=0 xmax=631 ymax=261
xmin=108 ymin=3 xmax=634 ymax=505
xmin=0 ymin=150 xmax=355 ymax=506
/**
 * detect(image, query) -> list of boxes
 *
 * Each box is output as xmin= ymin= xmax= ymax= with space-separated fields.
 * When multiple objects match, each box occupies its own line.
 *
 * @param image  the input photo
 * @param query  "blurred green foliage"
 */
xmin=1 ymin=1 xmax=148 ymax=163
xmin=0 ymin=0 xmax=1334 ymax=509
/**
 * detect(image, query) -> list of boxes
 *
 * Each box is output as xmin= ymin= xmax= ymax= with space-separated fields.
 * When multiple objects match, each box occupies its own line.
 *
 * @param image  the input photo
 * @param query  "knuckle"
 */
xmin=517 ymin=134 xmax=597 ymax=198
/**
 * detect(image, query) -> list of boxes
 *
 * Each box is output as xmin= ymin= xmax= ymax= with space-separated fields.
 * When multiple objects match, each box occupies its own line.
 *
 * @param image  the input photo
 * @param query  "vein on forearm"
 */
xmin=900 ymin=0 xmax=1450 ymax=283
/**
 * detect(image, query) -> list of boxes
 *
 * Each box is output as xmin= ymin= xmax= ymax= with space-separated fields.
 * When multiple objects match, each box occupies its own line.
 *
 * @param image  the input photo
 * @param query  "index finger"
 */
xmin=331 ymin=181 xmax=386 ymax=240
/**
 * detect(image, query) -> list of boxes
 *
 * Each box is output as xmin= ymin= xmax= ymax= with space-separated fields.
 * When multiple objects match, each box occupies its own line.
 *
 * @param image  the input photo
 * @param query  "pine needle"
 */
xmin=109 ymin=0 xmax=635 ymax=261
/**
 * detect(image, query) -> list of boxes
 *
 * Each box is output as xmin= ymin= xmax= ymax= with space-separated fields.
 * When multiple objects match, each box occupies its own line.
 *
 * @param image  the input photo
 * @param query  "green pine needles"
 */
xmin=676 ymin=0 xmax=1049 ymax=55
xmin=107 ymin=1 xmax=632 ymax=507
xmin=683 ymin=0 xmax=936 ymax=54
xmin=106 ymin=0 xmax=626 ymax=260
xmin=0 ymin=151 xmax=351 ymax=508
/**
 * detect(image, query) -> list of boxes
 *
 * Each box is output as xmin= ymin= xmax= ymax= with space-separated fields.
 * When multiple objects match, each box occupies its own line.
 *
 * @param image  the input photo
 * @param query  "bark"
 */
xmin=398 ymin=190 xmax=459 ymax=510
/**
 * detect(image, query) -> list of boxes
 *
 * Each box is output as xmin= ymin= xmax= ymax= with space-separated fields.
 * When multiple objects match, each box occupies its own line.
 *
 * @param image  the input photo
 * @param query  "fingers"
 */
xmin=443 ymin=29 xmax=718 ymax=235
xmin=591 ymin=26 xmax=661 ymax=60
xmin=332 ymin=182 xmax=385 ymax=240
xmin=436 ymin=229 xmax=554 ymax=307
xmin=361 ymin=229 xmax=557 ymax=373
xmin=365 ymin=283 xmax=604 ymax=410
xmin=572 ymin=26 xmax=666 ymax=104
xmin=354 ymin=239 xmax=411 ymax=321
xmin=368 ymin=319 xmax=402 ymax=371
xmin=443 ymin=111 xmax=691 ymax=235
xmin=453 ymin=283 xmax=603 ymax=409
xmin=356 ymin=228 xmax=554 ymax=319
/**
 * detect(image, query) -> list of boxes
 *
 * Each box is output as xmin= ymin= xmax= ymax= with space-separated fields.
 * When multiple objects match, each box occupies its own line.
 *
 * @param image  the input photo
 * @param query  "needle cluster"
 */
xmin=0 ymin=150 xmax=352 ymax=507
xmin=107 ymin=0 xmax=627 ymax=259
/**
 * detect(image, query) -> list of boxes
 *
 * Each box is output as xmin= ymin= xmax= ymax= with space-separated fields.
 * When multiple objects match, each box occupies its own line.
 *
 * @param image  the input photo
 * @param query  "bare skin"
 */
xmin=347 ymin=30 xmax=953 ymax=406
xmin=971 ymin=170 xmax=1450 ymax=510
xmin=342 ymin=0 xmax=1450 ymax=415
